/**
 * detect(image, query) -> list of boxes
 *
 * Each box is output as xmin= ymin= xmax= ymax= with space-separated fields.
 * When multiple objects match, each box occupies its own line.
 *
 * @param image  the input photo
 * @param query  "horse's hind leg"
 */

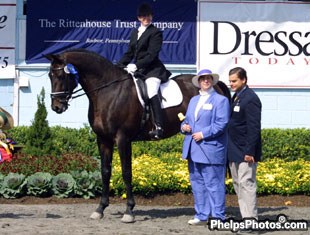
xmin=117 ymin=137 xmax=135 ymax=223
xmin=90 ymin=138 xmax=113 ymax=220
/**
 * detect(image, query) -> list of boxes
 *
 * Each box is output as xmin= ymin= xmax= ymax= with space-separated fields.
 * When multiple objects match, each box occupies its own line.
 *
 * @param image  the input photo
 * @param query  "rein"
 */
xmin=50 ymin=66 xmax=131 ymax=101
xmin=71 ymin=76 xmax=131 ymax=99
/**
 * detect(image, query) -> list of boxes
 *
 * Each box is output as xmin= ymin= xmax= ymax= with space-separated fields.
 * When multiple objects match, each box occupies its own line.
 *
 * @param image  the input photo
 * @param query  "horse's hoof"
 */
xmin=90 ymin=211 xmax=103 ymax=220
xmin=121 ymin=214 xmax=135 ymax=223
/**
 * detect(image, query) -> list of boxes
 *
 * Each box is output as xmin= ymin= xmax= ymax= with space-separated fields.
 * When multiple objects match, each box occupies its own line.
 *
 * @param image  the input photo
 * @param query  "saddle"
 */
xmin=131 ymin=75 xmax=183 ymax=137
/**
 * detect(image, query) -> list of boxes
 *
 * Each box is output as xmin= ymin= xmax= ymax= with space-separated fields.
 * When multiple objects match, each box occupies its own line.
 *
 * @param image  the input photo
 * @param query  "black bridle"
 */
xmin=49 ymin=66 xmax=75 ymax=105
xmin=49 ymin=65 xmax=131 ymax=105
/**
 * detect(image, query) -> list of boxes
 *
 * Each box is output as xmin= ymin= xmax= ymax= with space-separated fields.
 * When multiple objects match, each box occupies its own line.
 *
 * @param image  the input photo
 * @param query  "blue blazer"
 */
xmin=227 ymin=86 xmax=262 ymax=163
xmin=181 ymin=91 xmax=230 ymax=164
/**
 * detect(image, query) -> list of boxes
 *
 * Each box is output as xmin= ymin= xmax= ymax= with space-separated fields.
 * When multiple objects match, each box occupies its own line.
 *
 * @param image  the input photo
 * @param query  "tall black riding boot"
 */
xmin=149 ymin=95 xmax=164 ymax=139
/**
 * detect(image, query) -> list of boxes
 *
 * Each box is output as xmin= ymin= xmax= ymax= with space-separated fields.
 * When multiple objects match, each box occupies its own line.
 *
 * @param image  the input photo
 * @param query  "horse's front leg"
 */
xmin=90 ymin=137 xmax=113 ymax=220
xmin=117 ymin=137 xmax=135 ymax=223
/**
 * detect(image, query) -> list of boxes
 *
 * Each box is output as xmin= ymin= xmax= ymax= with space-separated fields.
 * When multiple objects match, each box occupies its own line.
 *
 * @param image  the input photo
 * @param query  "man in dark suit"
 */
xmin=118 ymin=3 xmax=171 ymax=139
xmin=227 ymin=67 xmax=262 ymax=222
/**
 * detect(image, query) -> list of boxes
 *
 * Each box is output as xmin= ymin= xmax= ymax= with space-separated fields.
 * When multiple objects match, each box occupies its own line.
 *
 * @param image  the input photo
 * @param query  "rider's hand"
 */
xmin=126 ymin=64 xmax=137 ymax=74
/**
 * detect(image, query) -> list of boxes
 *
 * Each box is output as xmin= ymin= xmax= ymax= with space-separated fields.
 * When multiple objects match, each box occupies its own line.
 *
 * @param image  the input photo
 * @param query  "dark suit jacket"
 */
xmin=227 ymin=86 xmax=262 ymax=163
xmin=118 ymin=24 xmax=171 ymax=82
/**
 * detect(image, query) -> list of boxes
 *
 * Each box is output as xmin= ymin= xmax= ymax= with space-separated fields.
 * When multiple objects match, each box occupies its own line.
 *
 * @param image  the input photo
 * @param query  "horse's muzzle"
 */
xmin=50 ymin=92 xmax=71 ymax=113
xmin=51 ymin=99 xmax=69 ymax=114
xmin=51 ymin=104 xmax=68 ymax=114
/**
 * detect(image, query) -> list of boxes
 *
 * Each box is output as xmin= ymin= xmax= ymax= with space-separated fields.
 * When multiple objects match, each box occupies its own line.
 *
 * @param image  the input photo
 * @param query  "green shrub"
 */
xmin=5 ymin=126 xmax=28 ymax=145
xmin=51 ymin=125 xmax=98 ymax=156
xmin=23 ymin=88 xmax=53 ymax=156
xmin=131 ymin=135 xmax=184 ymax=158
xmin=262 ymin=128 xmax=310 ymax=161
xmin=7 ymin=127 xmax=310 ymax=161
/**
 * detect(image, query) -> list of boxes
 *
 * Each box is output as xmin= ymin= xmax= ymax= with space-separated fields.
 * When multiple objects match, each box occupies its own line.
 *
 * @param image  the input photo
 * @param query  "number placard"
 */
xmin=0 ymin=1 xmax=16 ymax=79
xmin=0 ymin=50 xmax=15 ymax=78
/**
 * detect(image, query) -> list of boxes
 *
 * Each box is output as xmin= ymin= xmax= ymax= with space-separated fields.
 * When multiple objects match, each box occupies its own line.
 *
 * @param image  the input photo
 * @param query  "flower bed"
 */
xmin=0 ymin=153 xmax=308 ymax=198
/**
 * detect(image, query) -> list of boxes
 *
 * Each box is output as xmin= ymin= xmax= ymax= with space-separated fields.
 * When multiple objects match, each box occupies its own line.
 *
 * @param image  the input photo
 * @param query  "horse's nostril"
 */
xmin=52 ymin=104 xmax=63 ymax=114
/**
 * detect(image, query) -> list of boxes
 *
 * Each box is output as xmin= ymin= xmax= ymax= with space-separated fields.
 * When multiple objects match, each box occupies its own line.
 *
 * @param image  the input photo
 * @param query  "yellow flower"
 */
xmin=265 ymin=174 xmax=275 ymax=182
xmin=225 ymin=178 xmax=233 ymax=185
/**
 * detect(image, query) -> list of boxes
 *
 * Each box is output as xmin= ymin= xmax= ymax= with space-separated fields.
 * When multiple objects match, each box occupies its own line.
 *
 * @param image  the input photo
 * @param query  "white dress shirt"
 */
xmin=137 ymin=24 xmax=150 ymax=40
xmin=194 ymin=87 xmax=214 ymax=121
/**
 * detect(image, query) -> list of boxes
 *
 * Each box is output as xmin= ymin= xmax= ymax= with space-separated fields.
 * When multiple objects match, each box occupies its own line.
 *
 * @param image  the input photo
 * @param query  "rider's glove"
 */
xmin=125 ymin=64 xmax=137 ymax=74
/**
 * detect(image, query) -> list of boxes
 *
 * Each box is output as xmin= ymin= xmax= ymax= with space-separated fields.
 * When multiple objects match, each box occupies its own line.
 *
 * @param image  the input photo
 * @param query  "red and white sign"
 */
xmin=0 ymin=0 xmax=16 ymax=79
xmin=197 ymin=1 xmax=310 ymax=88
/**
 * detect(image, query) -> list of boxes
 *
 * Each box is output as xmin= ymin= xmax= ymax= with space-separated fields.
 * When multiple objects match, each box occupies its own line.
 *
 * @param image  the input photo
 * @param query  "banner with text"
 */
xmin=0 ymin=0 xmax=16 ymax=79
xmin=198 ymin=1 xmax=310 ymax=88
xmin=26 ymin=0 xmax=196 ymax=64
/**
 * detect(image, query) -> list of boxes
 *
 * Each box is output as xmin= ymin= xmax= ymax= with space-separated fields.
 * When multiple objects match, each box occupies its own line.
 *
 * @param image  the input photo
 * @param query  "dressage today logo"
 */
xmin=209 ymin=21 xmax=310 ymax=66
xmin=197 ymin=1 xmax=310 ymax=87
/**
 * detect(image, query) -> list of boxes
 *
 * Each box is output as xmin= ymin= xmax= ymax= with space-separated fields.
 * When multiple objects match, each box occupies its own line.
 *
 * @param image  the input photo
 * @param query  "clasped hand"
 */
xmin=244 ymin=155 xmax=255 ymax=163
xmin=182 ymin=123 xmax=191 ymax=133
xmin=182 ymin=124 xmax=203 ymax=142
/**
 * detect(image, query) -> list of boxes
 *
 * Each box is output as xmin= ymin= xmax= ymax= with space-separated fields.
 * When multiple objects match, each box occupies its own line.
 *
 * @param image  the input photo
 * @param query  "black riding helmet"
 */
xmin=137 ymin=3 xmax=153 ymax=17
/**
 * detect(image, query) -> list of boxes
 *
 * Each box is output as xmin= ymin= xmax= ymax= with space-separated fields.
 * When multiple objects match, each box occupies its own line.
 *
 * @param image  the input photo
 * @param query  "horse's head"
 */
xmin=44 ymin=53 xmax=79 ymax=114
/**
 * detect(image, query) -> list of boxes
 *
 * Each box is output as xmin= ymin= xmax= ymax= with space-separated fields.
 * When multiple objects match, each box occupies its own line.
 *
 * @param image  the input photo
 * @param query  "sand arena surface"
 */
xmin=0 ymin=201 xmax=308 ymax=235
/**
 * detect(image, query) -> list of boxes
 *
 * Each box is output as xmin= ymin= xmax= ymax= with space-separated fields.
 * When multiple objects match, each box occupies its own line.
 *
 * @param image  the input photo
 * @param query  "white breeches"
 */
xmin=145 ymin=77 xmax=161 ymax=99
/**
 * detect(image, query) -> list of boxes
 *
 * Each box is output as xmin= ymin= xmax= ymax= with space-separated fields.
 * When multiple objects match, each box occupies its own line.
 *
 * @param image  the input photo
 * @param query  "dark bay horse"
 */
xmin=45 ymin=49 xmax=231 ymax=222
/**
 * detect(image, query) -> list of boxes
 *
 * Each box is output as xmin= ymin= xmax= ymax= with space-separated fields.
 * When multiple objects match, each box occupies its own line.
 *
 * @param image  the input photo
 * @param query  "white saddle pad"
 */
xmin=133 ymin=78 xmax=183 ymax=109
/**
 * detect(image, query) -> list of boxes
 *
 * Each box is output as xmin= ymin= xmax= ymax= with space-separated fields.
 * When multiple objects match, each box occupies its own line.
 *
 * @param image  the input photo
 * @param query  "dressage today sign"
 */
xmin=26 ymin=0 xmax=196 ymax=65
xmin=197 ymin=1 xmax=310 ymax=88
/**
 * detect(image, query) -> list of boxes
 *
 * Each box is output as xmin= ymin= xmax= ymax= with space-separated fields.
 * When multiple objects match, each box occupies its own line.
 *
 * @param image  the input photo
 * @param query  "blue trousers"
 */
xmin=188 ymin=158 xmax=226 ymax=221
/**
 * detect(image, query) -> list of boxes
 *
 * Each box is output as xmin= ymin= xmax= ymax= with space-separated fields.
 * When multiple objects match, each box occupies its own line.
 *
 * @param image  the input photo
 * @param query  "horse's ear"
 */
xmin=43 ymin=54 xmax=54 ymax=61
xmin=43 ymin=53 xmax=62 ymax=63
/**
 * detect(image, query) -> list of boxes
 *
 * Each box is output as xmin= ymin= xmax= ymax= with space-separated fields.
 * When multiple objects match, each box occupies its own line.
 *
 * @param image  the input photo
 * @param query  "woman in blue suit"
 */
xmin=181 ymin=69 xmax=230 ymax=225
